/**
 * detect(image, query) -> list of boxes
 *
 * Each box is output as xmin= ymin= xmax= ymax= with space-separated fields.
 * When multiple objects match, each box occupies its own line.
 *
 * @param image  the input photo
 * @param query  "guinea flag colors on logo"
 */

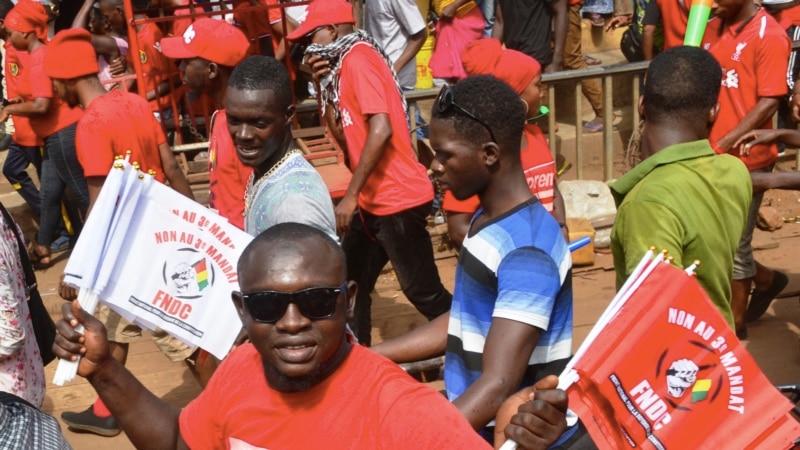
xmin=567 ymin=262 xmax=800 ymax=450
xmin=10 ymin=63 xmax=18 ymax=76
xmin=139 ymin=50 xmax=147 ymax=64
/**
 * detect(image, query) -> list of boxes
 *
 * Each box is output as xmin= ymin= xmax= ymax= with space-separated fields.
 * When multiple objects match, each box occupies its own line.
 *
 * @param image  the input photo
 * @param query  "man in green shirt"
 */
xmin=610 ymin=46 xmax=751 ymax=328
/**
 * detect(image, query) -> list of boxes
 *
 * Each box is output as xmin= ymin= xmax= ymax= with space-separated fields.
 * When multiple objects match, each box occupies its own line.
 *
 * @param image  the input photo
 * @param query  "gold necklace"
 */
xmin=243 ymin=149 xmax=304 ymax=217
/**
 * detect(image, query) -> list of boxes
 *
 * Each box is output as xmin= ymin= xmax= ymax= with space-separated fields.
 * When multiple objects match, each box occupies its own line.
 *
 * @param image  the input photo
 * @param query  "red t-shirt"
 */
xmin=75 ymin=90 xmax=167 ymax=181
xmin=772 ymin=4 xmax=800 ymax=30
xmin=20 ymin=46 xmax=84 ymax=140
xmin=655 ymin=0 xmax=689 ymax=50
xmin=703 ymin=9 xmax=790 ymax=171
xmin=337 ymin=43 xmax=433 ymax=215
xmin=443 ymin=124 xmax=556 ymax=214
xmin=233 ymin=0 xmax=282 ymax=56
xmin=130 ymin=22 xmax=175 ymax=112
xmin=208 ymin=110 xmax=251 ymax=230
xmin=179 ymin=343 xmax=490 ymax=449
xmin=4 ymin=43 xmax=42 ymax=147
xmin=171 ymin=0 xmax=193 ymax=37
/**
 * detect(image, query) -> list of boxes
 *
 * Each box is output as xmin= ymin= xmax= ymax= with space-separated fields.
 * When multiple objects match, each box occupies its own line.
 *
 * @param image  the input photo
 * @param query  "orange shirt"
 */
xmin=130 ymin=22 xmax=175 ymax=112
xmin=337 ymin=43 xmax=433 ymax=215
xmin=443 ymin=124 xmax=557 ymax=215
xmin=654 ymin=0 xmax=689 ymax=50
xmin=772 ymin=4 xmax=800 ymax=30
xmin=22 ymin=46 xmax=83 ymax=139
xmin=233 ymin=0 xmax=282 ymax=56
xmin=208 ymin=110 xmax=251 ymax=230
xmin=75 ymin=90 xmax=167 ymax=181
xmin=4 ymin=42 xmax=42 ymax=147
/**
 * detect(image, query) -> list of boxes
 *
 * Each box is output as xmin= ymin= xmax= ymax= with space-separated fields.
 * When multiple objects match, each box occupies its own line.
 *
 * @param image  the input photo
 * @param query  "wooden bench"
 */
xmin=292 ymin=127 xmax=352 ymax=200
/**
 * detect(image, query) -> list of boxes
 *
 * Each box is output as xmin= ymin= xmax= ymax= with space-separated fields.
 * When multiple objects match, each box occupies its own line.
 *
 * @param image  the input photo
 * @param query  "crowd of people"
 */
xmin=0 ymin=0 xmax=793 ymax=447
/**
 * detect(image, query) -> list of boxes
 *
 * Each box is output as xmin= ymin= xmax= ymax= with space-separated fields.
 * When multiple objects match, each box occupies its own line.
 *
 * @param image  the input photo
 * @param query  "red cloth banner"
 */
xmin=568 ymin=262 xmax=800 ymax=449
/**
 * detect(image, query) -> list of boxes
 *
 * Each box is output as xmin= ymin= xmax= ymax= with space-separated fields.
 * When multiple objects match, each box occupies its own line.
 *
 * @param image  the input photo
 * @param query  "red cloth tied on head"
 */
xmin=44 ymin=28 xmax=100 ymax=79
xmin=5 ymin=0 xmax=49 ymax=42
xmin=461 ymin=38 xmax=541 ymax=95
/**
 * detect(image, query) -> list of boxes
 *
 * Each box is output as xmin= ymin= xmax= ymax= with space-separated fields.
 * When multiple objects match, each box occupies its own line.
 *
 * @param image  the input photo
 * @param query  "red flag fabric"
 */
xmin=568 ymin=262 xmax=800 ymax=449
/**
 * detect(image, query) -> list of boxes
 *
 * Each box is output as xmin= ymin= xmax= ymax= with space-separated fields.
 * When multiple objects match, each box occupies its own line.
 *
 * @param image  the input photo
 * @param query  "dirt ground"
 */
xmin=5 ymin=153 xmax=800 ymax=448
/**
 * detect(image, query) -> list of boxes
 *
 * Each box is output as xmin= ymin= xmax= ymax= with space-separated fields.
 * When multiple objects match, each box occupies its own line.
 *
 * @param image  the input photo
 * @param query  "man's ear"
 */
xmin=483 ymin=141 xmax=500 ymax=167
xmin=207 ymin=62 xmax=219 ymax=80
xmin=637 ymin=95 xmax=645 ymax=120
xmin=231 ymin=291 xmax=246 ymax=324
xmin=708 ymin=102 xmax=720 ymax=126
xmin=344 ymin=281 xmax=357 ymax=321
xmin=285 ymin=104 xmax=296 ymax=125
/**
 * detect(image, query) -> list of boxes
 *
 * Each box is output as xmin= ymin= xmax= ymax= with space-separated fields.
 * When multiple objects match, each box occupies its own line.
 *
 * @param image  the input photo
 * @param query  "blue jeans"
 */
xmin=3 ymin=140 xmax=42 ymax=215
xmin=37 ymin=124 xmax=88 ymax=246
xmin=476 ymin=0 xmax=495 ymax=36
xmin=342 ymin=201 xmax=452 ymax=345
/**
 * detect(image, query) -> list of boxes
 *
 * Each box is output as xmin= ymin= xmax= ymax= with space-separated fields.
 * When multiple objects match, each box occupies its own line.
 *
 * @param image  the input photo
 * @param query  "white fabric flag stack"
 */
xmin=55 ymin=160 xmax=253 ymax=385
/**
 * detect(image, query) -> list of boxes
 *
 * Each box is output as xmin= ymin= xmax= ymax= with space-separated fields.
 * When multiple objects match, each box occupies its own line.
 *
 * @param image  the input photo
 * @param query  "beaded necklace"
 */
xmin=243 ymin=148 xmax=304 ymax=217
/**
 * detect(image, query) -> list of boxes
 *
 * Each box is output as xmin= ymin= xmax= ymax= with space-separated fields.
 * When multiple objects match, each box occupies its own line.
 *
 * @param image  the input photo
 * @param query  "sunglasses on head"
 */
xmin=240 ymin=282 xmax=347 ymax=323
xmin=435 ymin=84 xmax=497 ymax=143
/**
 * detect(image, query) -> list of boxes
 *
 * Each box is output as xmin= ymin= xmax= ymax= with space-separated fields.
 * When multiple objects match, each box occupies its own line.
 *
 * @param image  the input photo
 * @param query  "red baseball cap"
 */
xmin=161 ymin=18 xmax=249 ymax=67
xmin=286 ymin=0 xmax=355 ymax=42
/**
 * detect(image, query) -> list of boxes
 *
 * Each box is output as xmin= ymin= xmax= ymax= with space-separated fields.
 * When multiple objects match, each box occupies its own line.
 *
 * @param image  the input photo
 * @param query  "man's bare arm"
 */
xmin=453 ymin=317 xmax=542 ymax=430
xmin=715 ymin=97 xmax=780 ymax=152
xmin=393 ymin=28 xmax=427 ymax=75
xmin=370 ymin=311 xmax=449 ymax=363
xmin=53 ymin=301 xmax=190 ymax=450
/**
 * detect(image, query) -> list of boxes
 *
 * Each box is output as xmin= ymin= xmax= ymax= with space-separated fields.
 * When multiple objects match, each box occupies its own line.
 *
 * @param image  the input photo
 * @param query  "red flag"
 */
xmin=568 ymin=262 xmax=800 ymax=449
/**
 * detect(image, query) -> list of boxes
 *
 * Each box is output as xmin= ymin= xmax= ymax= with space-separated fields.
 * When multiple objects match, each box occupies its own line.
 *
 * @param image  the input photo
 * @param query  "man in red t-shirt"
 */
xmin=52 ymin=222 xmax=569 ymax=449
xmin=701 ymin=0 xmax=790 ymax=338
xmin=43 ymin=28 xmax=195 ymax=437
xmin=161 ymin=18 xmax=251 ymax=229
xmin=295 ymin=0 xmax=452 ymax=345
xmin=100 ymin=0 xmax=179 ymax=117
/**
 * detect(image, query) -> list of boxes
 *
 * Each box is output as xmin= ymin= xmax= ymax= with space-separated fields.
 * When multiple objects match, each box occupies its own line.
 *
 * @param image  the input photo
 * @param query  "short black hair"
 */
xmin=431 ymin=75 xmax=525 ymax=158
xmin=228 ymin=56 xmax=293 ymax=111
xmin=644 ymin=46 xmax=721 ymax=124
xmin=0 ymin=0 xmax=15 ymax=20
xmin=239 ymin=223 xmax=344 ymax=277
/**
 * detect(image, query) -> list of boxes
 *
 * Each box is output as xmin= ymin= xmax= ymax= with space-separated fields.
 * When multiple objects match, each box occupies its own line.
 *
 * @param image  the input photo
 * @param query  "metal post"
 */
xmin=632 ymin=74 xmax=640 ymax=129
xmin=603 ymin=76 xmax=614 ymax=180
xmin=575 ymin=81 xmax=584 ymax=179
xmin=548 ymin=85 xmax=557 ymax=157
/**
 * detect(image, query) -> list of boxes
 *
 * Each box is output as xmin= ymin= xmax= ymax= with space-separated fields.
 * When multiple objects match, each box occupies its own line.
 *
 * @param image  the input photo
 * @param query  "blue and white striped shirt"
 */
xmin=444 ymin=198 xmax=573 ymax=402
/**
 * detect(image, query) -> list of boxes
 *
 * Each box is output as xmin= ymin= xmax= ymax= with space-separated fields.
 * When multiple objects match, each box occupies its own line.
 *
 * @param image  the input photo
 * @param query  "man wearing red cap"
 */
xmin=295 ymin=0 xmax=452 ymax=346
xmin=42 ymin=27 xmax=195 ymax=437
xmin=162 ymin=18 xmax=252 ymax=230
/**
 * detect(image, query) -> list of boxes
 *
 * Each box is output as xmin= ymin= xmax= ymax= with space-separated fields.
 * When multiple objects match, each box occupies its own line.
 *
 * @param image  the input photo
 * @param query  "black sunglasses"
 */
xmin=240 ymin=282 xmax=347 ymax=323
xmin=436 ymin=85 xmax=497 ymax=143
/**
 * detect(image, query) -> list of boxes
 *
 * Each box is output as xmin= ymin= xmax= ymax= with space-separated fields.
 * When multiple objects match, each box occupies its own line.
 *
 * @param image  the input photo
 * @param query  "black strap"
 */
xmin=0 ymin=391 xmax=35 ymax=410
xmin=0 ymin=203 xmax=37 ymax=294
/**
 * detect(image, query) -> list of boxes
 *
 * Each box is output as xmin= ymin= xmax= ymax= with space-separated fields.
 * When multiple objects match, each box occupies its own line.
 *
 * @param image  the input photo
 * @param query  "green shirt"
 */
xmin=610 ymin=139 xmax=751 ymax=327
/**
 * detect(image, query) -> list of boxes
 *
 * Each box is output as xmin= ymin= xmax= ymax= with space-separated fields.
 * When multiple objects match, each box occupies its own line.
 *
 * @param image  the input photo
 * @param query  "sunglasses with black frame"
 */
xmin=435 ymin=84 xmax=497 ymax=143
xmin=235 ymin=282 xmax=348 ymax=323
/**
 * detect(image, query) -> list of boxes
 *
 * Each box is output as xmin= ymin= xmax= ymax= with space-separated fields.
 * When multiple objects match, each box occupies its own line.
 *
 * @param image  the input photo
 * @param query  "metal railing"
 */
xmin=299 ymin=62 xmax=653 ymax=181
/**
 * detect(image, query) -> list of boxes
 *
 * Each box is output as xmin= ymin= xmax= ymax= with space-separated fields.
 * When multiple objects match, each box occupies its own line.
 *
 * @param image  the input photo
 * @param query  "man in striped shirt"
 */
xmin=373 ymin=75 xmax=573 ymax=444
